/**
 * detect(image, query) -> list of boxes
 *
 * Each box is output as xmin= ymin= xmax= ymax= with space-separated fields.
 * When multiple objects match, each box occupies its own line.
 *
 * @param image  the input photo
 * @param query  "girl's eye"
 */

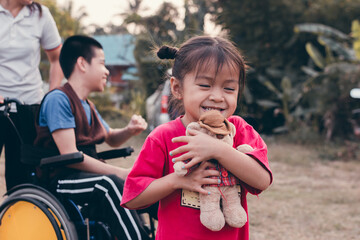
xmin=199 ymin=84 xmax=210 ymax=88
xmin=224 ymin=87 xmax=235 ymax=91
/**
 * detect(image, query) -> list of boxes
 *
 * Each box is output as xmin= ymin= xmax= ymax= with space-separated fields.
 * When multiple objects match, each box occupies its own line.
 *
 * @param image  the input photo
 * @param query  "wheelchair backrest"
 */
xmin=15 ymin=103 xmax=40 ymax=145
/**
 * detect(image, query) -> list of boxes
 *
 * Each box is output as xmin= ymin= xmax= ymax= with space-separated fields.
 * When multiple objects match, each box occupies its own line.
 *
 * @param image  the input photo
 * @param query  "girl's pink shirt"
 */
xmin=121 ymin=116 xmax=272 ymax=240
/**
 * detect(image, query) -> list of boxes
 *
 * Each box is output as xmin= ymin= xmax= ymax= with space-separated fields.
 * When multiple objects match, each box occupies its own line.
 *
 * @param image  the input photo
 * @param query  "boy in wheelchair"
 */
xmin=31 ymin=35 xmax=150 ymax=240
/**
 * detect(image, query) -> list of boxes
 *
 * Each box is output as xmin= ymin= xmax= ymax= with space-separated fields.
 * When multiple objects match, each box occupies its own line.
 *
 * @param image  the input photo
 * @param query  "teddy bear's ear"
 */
xmin=186 ymin=122 xmax=201 ymax=135
xmin=229 ymin=123 xmax=236 ymax=137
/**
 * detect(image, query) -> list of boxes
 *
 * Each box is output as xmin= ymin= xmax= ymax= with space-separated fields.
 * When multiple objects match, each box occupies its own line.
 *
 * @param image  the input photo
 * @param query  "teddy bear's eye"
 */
xmin=216 ymin=134 xmax=225 ymax=139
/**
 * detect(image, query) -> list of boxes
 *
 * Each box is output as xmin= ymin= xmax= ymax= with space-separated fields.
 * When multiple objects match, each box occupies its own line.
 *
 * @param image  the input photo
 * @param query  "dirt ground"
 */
xmin=1 ymin=134 xmax=359 ymax=240
xmin=248 ymin=137 xmax=360 ymax=240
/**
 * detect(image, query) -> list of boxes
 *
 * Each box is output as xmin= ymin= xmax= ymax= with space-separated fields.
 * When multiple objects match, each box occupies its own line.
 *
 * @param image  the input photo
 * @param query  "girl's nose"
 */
xmin=209 ymin=89 xmax=224 ymax=102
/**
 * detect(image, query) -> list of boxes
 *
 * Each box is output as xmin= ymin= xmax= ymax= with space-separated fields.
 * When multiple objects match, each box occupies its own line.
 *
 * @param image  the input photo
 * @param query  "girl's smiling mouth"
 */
xmin=202 ymin=106 xmax=225 ymax=112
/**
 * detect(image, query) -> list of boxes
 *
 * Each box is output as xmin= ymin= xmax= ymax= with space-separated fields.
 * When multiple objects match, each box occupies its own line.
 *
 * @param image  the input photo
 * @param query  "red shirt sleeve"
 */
xmin=121 ymin=135 xmax=167 ymax=208
xmin=229 ymin=116 xmax=273 ymax=195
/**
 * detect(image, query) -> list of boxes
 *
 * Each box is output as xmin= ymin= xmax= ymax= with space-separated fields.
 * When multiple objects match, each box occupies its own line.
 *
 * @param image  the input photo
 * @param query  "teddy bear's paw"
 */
xmin=223 ymin=205 xmax=247 ymax=228
xmin=200 ymin=209 xmax=225 ymax=231
xmin=173 ymin=161 xmax=187 ymax=176
xmin=236 ymin=144 xmax=254 ymax=153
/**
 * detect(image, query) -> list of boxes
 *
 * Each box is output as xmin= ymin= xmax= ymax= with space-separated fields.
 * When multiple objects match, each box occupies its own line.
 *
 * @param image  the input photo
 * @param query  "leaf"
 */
xmin=351 ymin=20 xmax=360 ymax=38
xmin=351 ymin=20 xmax=360 ymax=60
xmin=256 ymin=100 xmax=280 ymax=108
xmin=318 ymin=36 xmax=356 ymax=61
xmin=281 ymin=76 xmax=292 ymax=92
xmin=305 ymin=43 xmax=325 ymax=69
xmin=294 ymin=23 xmax=350 ymax=41
xmin=257 ymin=75 xmax=281 ymax=96
xmin=301 ymin=66 xmax=320 ymax=77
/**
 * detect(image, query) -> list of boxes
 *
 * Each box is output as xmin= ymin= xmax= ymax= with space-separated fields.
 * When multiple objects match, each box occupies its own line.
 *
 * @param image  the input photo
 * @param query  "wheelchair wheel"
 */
xmin=0 ymin=184 xmax=78 ymax=240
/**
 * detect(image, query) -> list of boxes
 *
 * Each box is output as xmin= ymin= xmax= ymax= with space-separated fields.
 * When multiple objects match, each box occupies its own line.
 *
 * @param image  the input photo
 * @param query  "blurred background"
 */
xmin=40 ymin=0 xmax=360 ymax=146
xmin=2 ymin=0 xmax=360 ymax=239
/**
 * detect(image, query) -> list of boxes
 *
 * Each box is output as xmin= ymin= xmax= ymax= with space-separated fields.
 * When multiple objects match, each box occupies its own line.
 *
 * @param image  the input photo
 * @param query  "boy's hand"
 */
xmin=115 ymin=167 xmax=132 ymax=180
xmin=127 ymin=114 xmax=148 ymax=136
xmin=0 ymin=95 xmax=4 ymax=104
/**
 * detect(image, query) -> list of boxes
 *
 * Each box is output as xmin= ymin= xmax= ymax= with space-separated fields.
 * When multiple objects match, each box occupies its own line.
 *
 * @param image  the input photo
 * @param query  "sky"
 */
xmin=57 ymin=0 xmax=184 ymax=27
xmin=56 ymin=0 xmax=220 ymax=34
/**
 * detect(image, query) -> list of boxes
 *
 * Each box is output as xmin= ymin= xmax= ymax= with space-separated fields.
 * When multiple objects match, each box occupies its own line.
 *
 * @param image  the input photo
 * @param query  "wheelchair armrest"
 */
xmin=97 ymin=147 xmax=134 ymax=160
xmin=40 ymin=151 xmax=84 ymax=168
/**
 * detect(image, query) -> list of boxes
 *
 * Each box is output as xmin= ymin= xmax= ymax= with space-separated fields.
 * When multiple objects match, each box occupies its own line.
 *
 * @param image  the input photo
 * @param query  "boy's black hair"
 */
xmin=60 ymin=35 xmax=103 ymax=79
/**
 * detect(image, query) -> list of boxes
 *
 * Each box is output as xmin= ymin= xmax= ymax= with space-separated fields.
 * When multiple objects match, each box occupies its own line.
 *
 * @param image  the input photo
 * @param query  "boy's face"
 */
xmin=86 ymin=48 xmax=109 ymax=92
xmin=17 ymin=0 xmax=34 ymax=6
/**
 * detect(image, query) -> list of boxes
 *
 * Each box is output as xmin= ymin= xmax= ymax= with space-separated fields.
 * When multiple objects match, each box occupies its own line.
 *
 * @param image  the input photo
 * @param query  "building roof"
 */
xmin=122 ymin=67 xmax=138 ymax=81
xmin=93 ymin=34 xmax=136 ymax=66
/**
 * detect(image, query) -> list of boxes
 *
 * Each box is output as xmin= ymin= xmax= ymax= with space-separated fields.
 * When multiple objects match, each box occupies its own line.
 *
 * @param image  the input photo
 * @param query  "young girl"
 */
xmin=121 ymin=35 xmax=272 ymax=240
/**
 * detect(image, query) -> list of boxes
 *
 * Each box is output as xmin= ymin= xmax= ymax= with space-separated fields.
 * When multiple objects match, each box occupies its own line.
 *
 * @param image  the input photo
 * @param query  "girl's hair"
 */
xmin=28 ymin=2 xmax=43 ymax=17
xmin=157 ymin=35 xmax=247 ymax=117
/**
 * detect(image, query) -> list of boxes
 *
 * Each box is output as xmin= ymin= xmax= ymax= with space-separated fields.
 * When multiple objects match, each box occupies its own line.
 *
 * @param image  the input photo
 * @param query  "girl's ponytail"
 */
xmin=157 ymin=46 xmax=178 ymax=60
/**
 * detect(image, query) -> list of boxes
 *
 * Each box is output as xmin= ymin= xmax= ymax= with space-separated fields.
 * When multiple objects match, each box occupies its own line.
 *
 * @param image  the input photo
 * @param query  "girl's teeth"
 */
xmin=204 ymin=107 xmax=220 ymax=111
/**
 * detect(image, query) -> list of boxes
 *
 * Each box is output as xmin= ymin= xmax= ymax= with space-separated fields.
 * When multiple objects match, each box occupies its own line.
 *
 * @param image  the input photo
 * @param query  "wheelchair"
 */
xmin=0 ymin=98 xmax=157 ymax=240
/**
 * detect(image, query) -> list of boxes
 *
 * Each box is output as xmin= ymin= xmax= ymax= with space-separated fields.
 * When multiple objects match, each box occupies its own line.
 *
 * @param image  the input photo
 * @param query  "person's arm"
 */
xmin=45 ymin=45 xmax=64 ymax=91
xmin=170 ymin=128 xmax=271 ymax=191
xmin=51 ymin=128 xmax=129 ymax=179
xmin=105 ymin=114 xmax=148 ymax=147
xmin=125 ymin=161 xmax=220 ymax=209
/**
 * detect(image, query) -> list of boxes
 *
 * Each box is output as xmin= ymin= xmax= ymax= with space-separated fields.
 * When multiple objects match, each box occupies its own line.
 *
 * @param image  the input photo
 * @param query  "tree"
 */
xmin=211 ymin=0 xmax=360 ymax=136
xmin=39 ymin=0 xmax=86 ymax=82
xmin=40 ymin=0 xmax=86 ymax=39
xmin=127 ymin=0 xmax=215 ymax=98
xmin=295 ymin=23 xmax=360 ymax=140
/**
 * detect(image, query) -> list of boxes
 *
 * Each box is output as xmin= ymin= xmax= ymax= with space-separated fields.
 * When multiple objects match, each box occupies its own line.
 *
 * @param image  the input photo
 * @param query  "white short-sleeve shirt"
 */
xmin=0 ymin=4 xmax=61 ymax=105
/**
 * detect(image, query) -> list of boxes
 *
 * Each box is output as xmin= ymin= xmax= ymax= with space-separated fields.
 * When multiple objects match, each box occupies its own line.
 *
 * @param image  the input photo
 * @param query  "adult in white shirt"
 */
xmin=0 ymin=0 xmax=63 ymax=190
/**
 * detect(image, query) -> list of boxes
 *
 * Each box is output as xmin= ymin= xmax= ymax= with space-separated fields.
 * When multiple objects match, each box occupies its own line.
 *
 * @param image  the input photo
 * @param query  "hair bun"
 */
xmin=157 ymin=45 xmax=178 ymax=59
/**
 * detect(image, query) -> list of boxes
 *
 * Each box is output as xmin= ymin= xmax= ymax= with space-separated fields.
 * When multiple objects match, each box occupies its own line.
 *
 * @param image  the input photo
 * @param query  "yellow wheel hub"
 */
xmin=0 ymin=201 xmax=66 ymax=240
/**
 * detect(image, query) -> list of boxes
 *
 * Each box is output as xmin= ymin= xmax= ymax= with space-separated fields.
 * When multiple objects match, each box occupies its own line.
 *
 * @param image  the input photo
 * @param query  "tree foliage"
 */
xmin=352 ymin=20 xmax=360 ymax=60
xmin=39 ymin=0 xmax=85 ymax=81
xmin=40 ymin=0 xmax=86 ymax=39
xmin=295 ymin=22 xmax=360 ymax=140
xmin=122 ymin=0 xmax=214 ymax=98
xmin=212 ymin=0 xmax=360 ymax=138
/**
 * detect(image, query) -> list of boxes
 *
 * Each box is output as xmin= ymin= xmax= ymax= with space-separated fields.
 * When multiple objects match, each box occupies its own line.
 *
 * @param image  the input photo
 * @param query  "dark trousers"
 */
xmin=0 ymin=111 xmax=31 ymax=190
xmin=52 ymin=171 xmax=150 ymax=240
xmin=0 ymin=104 xmax=39 ymax=190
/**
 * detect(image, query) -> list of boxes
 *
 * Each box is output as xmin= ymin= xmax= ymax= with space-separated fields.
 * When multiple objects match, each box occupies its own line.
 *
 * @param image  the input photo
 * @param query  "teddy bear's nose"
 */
xmin=216 ymin=134 xmax=225 ymax=139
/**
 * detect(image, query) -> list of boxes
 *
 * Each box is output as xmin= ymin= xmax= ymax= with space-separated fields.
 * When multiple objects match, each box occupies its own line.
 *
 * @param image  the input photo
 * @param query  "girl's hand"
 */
xmin=170 ymin=128 xmax=223 ymax=169
xmin=176 ymin=161 xmax=220 ymax=195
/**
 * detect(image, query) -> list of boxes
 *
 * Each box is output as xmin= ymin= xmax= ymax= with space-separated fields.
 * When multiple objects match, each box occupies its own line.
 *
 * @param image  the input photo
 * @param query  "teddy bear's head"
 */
xmin=186 ymin=110 xmax=236 ymax=146
xmin=173 ymin=110 xmax=236 ymax=176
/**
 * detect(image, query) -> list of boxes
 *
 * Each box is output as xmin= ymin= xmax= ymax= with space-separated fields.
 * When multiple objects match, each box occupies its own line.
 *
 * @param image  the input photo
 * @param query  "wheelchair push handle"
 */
xmin=0 ymin=97 xmax=23 ymax=106
xmin=0 ymin=97 xmax=23 ymax=116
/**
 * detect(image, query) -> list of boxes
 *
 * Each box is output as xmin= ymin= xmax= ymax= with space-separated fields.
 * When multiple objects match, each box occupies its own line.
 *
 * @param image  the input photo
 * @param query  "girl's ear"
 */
xmin=170 ymin=76 xmax=183 ymax=100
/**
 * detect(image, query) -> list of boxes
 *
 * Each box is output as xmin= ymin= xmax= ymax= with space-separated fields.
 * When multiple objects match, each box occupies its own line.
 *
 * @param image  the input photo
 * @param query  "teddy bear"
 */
xmin=173 ymin=110 xmax=253 ymax=231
